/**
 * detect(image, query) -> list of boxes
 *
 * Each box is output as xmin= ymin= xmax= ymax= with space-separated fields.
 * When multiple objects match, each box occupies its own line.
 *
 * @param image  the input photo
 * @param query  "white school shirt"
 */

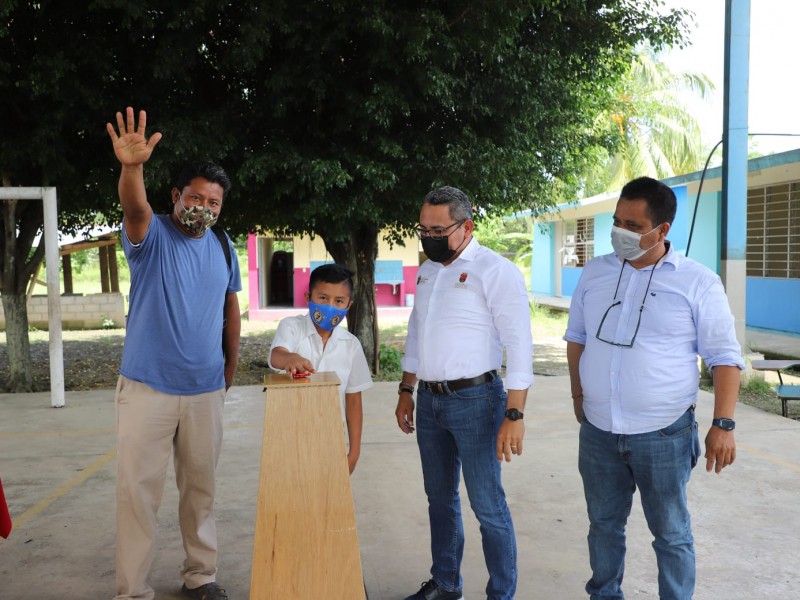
xmin=564 ymin=243 xmax=744 ymax=434
xmin=401 ymin=237 xmax=534 ymax=391
xmin=269 ymin=314 xmax=373 ymax=410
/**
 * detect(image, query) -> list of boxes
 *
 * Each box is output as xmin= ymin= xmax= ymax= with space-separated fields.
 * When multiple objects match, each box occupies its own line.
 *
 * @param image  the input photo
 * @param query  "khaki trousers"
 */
xmin=113 ymin=376 xmax=225 ymax=600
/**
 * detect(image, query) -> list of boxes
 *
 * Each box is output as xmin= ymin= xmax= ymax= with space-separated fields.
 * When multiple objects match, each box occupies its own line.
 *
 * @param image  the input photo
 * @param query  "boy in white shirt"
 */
xmin=269 ymin=263 xmax=373 ymax=473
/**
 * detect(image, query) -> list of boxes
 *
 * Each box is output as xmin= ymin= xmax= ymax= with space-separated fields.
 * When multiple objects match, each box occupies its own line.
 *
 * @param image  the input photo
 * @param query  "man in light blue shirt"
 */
xmin=564 ymin=176 xmax=744 ymax=600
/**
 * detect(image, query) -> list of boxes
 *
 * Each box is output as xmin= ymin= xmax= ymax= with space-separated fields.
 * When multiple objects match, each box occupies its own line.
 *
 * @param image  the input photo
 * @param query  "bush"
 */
xmin=744 ymin=377 xmax=773 ymax=394
xmin=378 ymin=342 xmax=403 ymax=381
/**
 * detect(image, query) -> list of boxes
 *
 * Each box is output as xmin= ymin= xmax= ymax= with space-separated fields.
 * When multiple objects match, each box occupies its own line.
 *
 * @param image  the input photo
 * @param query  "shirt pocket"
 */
xmin=639 ymin=290 xmax=694 ymax=337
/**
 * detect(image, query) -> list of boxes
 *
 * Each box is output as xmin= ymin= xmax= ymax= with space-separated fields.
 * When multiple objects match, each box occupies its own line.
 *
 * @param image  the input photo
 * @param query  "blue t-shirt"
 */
xmin=120 ymin=214 xmax=242 ymax=394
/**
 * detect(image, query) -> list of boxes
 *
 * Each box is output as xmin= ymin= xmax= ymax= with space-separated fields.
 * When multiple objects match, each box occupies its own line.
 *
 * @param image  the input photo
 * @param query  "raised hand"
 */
xmin=106 ymin=107 xmax=162 ymax=166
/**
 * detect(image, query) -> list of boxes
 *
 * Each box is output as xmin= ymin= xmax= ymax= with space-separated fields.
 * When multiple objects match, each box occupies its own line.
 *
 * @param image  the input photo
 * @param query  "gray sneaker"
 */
xmin=181 ymin=582 xmax=228 ymax=600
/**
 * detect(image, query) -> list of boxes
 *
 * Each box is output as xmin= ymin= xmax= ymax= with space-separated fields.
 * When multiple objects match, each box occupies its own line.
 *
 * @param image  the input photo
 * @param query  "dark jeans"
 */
xmin=415 ymin=376 xmax=516 ymax=600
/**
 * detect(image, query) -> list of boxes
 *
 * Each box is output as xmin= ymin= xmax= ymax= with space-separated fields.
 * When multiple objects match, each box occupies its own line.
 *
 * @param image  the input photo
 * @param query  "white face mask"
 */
xmin=611 ymin=225 xmax=659 ymax=261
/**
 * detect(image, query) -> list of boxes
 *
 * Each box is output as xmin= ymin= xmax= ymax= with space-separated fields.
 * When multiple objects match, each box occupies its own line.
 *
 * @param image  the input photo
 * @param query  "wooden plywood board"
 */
xmin=251 ymin=373 xmax=364 ymax=599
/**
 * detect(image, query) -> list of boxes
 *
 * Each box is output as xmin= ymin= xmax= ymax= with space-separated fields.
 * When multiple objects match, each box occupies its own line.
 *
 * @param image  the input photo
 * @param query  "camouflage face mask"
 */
xmin=178 ymin=197 xmax=218 ymax=235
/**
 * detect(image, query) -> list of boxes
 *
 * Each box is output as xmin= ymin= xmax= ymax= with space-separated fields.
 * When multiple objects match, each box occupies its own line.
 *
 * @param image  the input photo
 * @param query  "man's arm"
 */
xmin=567 ymin=341 xmax=586 ymax=423
xmin=483 ymin=261 xmax=533 ymax=462
xmin=705 ymin=365 xmax=739 ymax=474
xmin=222 ymin=292 xmax=241 ymax=390
xmin=106 ymin=107 xmax=162 ymax=244
xmin=496 ymin=388 xmax=528 ymax=462
xmin=395 ymin=371 xmax=418 ymax=434
xmin=345 ymin=392 xmax=363 ymax=474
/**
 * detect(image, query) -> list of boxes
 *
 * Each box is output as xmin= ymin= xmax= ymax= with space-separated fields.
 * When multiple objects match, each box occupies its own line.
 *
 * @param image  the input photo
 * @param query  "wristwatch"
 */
xmin=711 ymin=417 xmax=736 ymax=431
xmin=505 ymin=408 xmax=524 ymax=421
xmin=398 ymin=383 xmax=415 ymax=395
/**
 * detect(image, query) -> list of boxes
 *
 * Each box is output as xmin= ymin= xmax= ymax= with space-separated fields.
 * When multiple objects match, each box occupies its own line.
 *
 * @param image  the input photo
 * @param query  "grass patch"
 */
xmin=702 ymin=376 xmax=797 ymax=420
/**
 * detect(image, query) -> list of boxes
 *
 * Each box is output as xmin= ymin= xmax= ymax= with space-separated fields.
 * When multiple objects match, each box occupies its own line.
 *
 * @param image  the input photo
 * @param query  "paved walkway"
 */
xmin=1 ymin=377 xmax=799 ymax=599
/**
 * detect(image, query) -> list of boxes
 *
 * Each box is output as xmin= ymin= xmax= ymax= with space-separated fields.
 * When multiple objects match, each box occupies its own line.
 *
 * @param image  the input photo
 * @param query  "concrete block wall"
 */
xmin=0 ymin=293 xmax=125 ymax=330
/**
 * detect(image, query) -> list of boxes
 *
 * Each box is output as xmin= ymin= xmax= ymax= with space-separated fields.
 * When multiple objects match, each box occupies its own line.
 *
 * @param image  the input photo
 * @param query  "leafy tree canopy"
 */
xmin=1 ymin=0 xmax=690 ymax=383
xmin=2 ymin=0 xmax=690 ymax=233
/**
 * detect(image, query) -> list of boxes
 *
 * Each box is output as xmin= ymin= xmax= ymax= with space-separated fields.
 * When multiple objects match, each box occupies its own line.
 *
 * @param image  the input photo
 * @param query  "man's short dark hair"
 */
xmin=174 ymin=161 xmax=232 ymax=202
xmin=423 ymin=186 xmax=473 ymax=222
xmin=619 ymin=177 xmax=677 ymax=226
xmin=309 ymin=263 xmax=354 ymax=296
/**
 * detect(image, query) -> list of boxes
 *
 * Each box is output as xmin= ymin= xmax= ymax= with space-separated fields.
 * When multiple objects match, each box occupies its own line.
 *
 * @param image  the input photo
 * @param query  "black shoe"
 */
xmin=404 ymin=579 xmax=464 ymax=600
xmin=181 ymin=582 xmax=229 ymax=600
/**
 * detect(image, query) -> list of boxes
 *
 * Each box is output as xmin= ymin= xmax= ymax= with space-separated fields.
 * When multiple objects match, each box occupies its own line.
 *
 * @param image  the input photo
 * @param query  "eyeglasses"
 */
xmin=414 ymin=220 xmax=465 ymax=240
xmin=595 ymin=260 xmax=657 ymax=348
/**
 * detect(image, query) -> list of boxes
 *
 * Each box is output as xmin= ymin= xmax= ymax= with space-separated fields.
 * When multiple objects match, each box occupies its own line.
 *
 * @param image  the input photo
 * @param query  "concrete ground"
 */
xmin=1 ymin=377 xmax=800 ymax=600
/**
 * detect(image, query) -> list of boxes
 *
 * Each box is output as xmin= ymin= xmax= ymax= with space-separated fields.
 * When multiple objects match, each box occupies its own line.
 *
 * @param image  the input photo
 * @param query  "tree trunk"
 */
xmin=1 ymin=292 xmax=33 ymax=392
xmin=1 ymin=182 xmax=45 ymax=393
xmin=323 ymin=223 xmax=379 ymax=372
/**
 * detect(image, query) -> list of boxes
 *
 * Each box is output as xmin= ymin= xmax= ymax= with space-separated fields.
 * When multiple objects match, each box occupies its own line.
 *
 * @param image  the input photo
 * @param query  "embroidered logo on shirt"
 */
xmin=417 ymin=276 xmax=428 ymax=285
xmin=459 ymin=272 xmax=468 ymax=283
xmin=454 ymin=272 xmax=470 ymax=289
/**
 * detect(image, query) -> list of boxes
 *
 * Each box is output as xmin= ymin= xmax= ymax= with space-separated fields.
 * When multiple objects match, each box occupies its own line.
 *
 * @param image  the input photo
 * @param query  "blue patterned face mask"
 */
xmin=308 ymin=301 xmax=348 ymax=331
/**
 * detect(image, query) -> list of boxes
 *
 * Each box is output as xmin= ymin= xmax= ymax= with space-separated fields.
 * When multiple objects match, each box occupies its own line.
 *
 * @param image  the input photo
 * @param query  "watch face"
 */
xmin=505 ymin=409 xmax=523 ymax=421
xmin=715 ymin=418 xmax=735 ymax=430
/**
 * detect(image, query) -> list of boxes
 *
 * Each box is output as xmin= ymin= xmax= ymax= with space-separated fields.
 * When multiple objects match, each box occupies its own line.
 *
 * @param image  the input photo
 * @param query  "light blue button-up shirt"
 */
xmin=564 ymin=243 xmax=744 ymax=434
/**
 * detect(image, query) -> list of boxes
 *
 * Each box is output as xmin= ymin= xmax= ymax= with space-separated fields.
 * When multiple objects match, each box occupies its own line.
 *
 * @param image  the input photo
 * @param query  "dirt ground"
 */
xmin=4 ymin=326 xmax=787 ymax=419
xmin=0 ymin=328 xmax=571 ymax=393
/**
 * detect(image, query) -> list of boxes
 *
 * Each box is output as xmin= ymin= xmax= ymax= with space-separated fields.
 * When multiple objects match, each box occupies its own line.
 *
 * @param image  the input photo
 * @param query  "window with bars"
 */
xmin=746 ymin=182 xmax=800 ymax=278
xmin=563 ymin=218 xmax=594 ymax=267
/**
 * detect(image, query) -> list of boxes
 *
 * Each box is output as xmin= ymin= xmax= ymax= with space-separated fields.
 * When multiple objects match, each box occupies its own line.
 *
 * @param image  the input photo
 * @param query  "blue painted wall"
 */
xmin=594 ymin=212 xmax=614 ymax=255
xmin=671 ymin=185 xmax=689 ymax=252
xmin=685 ymin=191 xmax=721 ymax=273
xmin=531 ymin=222 xmax=554 ymax=295
xmin=562 ymin=267 xmax=583 ymax=297
xmin=746 ymin=277 xmax=800 ymax=334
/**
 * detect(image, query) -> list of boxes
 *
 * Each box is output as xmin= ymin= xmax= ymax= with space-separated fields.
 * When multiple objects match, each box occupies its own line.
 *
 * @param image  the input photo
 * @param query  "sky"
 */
xmin=661 ymin=0 xmax=800 ymax=157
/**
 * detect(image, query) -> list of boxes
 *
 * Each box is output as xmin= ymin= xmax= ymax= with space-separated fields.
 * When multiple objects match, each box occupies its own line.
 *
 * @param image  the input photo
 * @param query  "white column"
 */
xmin=43 ymin=187 xmax=65 ymax=407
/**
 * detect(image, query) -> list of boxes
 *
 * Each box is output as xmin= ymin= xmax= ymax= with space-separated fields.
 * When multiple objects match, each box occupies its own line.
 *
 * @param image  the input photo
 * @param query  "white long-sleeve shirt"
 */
xmin=401 ymin=237 xmax=534 ymax=391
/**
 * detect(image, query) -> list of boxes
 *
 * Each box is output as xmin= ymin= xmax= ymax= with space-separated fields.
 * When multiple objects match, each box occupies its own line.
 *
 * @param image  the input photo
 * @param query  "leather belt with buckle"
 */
xmin=421 ymin=370 xmax=497 ymax=395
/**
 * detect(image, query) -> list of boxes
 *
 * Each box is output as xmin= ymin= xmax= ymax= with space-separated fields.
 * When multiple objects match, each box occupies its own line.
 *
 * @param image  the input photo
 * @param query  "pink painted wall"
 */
xmin=247 ymin=234 xmax=259 ymax=311
xmin=246 ymin=231 xmax=420 ymax=311
xmin=293 ymin=267 xmax=312 ymax=307
xmin=291 ymin=264 xmax=418 ymax=308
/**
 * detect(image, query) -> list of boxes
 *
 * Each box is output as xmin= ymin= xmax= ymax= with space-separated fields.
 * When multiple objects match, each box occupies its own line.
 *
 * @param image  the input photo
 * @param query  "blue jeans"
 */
xmin=578 ymin=408 xmax=701 ymax=600
xmin=415 ymin=376 xmax=516 ymax=600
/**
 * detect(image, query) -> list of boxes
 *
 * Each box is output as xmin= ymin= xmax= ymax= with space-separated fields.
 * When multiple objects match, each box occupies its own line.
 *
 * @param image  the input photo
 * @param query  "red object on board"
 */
xmin=0 ymin=476 xmax=11 ymax=539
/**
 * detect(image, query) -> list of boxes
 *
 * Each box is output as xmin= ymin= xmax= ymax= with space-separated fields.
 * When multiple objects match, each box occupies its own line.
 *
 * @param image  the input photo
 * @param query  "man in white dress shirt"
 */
xmin=395 ymin=186 xmax=534 ymax=600
xmin=565 ymin=176 xmax=744 ymax=600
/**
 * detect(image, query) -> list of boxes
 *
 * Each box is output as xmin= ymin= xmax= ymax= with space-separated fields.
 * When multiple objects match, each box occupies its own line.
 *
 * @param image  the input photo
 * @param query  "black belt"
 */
xmin=421 ymin=371 xmax=497 ymax=395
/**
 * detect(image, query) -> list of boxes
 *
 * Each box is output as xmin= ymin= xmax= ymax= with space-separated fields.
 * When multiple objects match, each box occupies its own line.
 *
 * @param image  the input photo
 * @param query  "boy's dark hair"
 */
xmin=174 ymin=161 xmax=232 ymax=202
xmin=309 ymin=263 xmax=354 ymax=295
xmin=619 ymin=176 xmax=677 ymax=226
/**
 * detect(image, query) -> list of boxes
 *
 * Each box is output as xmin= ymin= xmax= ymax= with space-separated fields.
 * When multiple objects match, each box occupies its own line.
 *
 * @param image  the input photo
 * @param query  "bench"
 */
xmin=751 ymin=360 xmax=800 ymax=418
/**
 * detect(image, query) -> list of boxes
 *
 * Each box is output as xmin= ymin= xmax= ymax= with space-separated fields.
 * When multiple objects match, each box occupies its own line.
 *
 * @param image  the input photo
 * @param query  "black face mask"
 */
xmin=421 ymin=236 xmax=456 ymax=263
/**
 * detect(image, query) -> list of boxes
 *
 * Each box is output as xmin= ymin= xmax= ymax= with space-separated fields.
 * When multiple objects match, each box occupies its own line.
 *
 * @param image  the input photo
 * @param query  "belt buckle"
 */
xmin=430 ymin=381 xmax=450 ymax=395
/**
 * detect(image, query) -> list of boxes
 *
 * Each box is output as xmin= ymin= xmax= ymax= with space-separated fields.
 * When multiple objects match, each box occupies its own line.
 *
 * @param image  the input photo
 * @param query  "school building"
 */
xmin=245 ymin=231 xmax=420 ymax=320
xmin=529 ymin=148 xmax=800 ymax=337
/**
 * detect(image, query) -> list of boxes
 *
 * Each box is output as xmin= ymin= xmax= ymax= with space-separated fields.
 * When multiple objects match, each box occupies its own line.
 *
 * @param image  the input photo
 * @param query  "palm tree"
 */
xmin=584 ymin=44 xmax=714 ymax=195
